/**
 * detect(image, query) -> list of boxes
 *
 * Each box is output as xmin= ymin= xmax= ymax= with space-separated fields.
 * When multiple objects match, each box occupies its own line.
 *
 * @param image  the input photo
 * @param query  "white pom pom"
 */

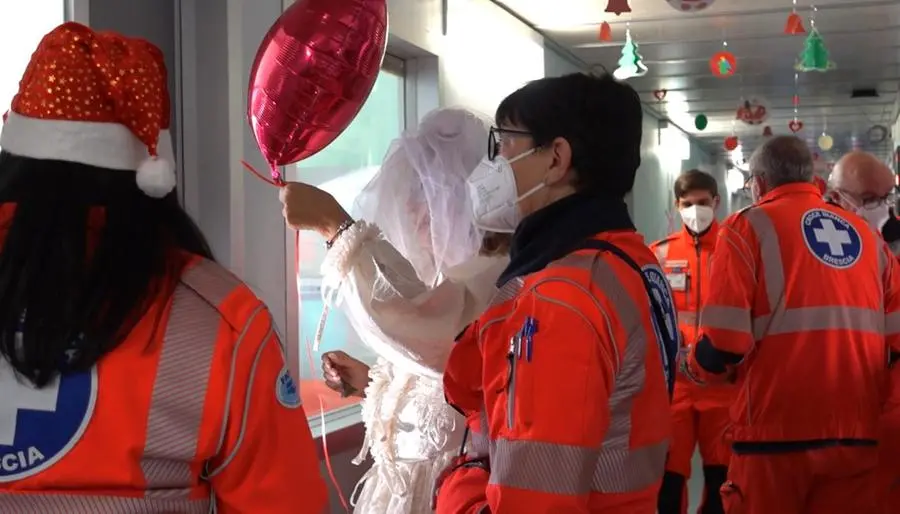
xmin=136 ymin=156 xmax=176 ymax=198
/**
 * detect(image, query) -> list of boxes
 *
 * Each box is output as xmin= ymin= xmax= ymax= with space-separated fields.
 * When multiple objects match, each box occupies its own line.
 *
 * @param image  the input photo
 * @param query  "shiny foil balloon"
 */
xmin=248 ymin=0 xmax=388 ymax=179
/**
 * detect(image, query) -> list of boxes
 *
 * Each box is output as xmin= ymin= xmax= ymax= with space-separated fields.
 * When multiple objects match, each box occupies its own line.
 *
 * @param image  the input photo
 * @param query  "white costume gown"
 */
xmin=321 ymin=221 xmax=506 ymax=514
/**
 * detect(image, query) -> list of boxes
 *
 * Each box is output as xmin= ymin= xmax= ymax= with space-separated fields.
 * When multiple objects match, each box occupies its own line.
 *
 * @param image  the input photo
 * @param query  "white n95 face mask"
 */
xmin=858 ymin=204 xmax=891 ymax=232
xmin=466 ymin=149 xmax=543 ymax=233
xmin=679 ymin=205 xmax=715 ymax=234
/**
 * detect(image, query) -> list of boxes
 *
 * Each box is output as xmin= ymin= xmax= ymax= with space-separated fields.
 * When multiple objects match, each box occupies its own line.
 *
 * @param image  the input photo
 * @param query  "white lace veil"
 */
xmin=353 ymin=107 xmax=490 ymax=286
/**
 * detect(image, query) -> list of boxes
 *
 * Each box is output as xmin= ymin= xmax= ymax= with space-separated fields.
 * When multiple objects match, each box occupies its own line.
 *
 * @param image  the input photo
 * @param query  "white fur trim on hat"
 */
xmin=0 ymin=111 xmax=176 ymax=197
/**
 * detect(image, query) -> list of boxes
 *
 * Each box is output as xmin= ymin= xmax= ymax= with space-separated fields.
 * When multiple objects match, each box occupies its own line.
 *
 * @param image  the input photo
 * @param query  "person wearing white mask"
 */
xmin=278 ymin=107 xmax=510 ymax=514
xmin=649 ymin=170 xmax=732 ymax=514
xmin=826 ymin=150 xmax=900 ymax=513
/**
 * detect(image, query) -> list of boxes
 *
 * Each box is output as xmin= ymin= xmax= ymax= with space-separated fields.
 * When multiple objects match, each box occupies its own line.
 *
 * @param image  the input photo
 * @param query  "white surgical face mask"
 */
xmin=859 ymin=204 xmax=891 ymax=232
xmin=679 ymin=205 xmax=715 ymax=234
xmin=466 ymin=149 xmax=544 ymax=233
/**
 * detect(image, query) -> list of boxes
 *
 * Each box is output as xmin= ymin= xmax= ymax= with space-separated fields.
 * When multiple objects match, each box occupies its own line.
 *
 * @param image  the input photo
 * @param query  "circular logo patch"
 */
xmin=801 ymin=209 xmax=862 ymax=269
xmin=276 ymin=367 xmax=301 ymax=409
xmin=642 ymin=265 xmax=679 ymax=385
xmin=0 ymin=360 xmax=97 ymax=482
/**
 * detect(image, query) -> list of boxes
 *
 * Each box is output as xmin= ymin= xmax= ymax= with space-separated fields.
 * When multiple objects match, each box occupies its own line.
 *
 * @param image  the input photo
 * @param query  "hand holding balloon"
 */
xmin=278 ymin=182 xmax=352 ymax=238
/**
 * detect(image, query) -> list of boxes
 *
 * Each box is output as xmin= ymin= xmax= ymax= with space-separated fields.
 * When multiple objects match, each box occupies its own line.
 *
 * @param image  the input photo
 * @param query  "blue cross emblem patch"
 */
xmin=0 ymin=358 xmax=97 ymax=482
xmin=801 ymin=209 xmax=862 ymax=269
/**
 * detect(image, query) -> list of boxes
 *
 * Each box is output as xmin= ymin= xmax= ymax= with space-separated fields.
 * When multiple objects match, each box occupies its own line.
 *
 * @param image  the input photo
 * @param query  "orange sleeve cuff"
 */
xmin=435 ymin=465 xmax=490 ymax=514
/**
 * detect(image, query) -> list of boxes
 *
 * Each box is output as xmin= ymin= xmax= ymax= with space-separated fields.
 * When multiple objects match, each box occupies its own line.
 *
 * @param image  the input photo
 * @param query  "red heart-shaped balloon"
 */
xmin=789 ymin=120 xmax=804 ymax=133
xmin=247 ymin=0 xmax=388 ymax=179
xmin=653 ymin=89 xmax=668 ymax=101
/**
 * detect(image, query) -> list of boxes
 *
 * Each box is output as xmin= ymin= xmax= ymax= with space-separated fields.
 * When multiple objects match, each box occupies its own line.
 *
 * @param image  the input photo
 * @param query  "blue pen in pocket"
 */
xmin=523 ymin=317 xmax=537 ymax=362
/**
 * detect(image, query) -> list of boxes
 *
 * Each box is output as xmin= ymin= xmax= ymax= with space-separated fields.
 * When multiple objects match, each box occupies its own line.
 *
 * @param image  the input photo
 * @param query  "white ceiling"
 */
xmin=496 ymin=0 xmax=900 ymax=165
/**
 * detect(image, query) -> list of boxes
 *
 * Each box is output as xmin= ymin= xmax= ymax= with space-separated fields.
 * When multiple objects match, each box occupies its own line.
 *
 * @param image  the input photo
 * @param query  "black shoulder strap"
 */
xmin=575 ymin=239 xmax=678 ymax=398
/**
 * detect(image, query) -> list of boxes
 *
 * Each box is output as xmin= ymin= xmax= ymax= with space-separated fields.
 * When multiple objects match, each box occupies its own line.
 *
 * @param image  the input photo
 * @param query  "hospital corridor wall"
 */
xmin=27 ymin=0 xmax=739 ymax=511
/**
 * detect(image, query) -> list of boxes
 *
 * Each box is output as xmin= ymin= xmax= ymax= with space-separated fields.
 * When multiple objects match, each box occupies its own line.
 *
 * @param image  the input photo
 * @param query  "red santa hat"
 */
xmin=0 ymin=22 xmax=176 ymax=198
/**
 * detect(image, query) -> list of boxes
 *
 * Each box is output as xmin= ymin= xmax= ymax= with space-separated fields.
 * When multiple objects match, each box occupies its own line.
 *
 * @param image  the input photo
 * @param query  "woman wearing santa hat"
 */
xmin=279 ymin=107 xmax=509 ymax=513
xmin=0 ymin=22 xmax=326 ymax=513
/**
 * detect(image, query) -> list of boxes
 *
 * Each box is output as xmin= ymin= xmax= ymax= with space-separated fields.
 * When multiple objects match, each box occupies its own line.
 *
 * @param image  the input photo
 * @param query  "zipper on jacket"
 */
xmin=506 ymin=335 xmax=518 ymax=430
xmin=693 ymin=235 xmax=702 ymax=339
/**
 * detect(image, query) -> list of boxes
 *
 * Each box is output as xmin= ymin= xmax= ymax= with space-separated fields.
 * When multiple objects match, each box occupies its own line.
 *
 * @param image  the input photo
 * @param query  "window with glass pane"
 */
xmin=291 ymin=64 xmax=405 ymax=429
xmin=0 ymin=1 xmax=65 ymax=142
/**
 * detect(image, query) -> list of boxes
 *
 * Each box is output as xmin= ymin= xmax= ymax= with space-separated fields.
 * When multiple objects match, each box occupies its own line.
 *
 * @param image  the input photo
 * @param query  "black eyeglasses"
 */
xmin=488 ymin=127 xmax=531 ymax=161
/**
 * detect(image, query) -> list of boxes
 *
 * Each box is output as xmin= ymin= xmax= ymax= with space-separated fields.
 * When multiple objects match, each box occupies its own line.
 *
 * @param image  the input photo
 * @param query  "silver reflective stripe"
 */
xmin=0 ymin=493 xmax=210 ymax=513
xmin=744 ymin=209 xmax=784 ymax=317
xmin=142 ymin=260 xmax=236 ymax=497
xmin=701 ymin=305 xmax=752 ymax=335
xmin=753 ymin=306 xmax=883 ymax=339
xmin=469 ymin=410 xmax=490 ymax=458
xmin=887 ymin=312 xmax=900 ymax=336
xmin=591 ymin=440 xmax=668 ymax=493
xmin=488 ymin=439 xmax=597 ymax=495
xmin=678 ymin=311 xmax=697 ymax=327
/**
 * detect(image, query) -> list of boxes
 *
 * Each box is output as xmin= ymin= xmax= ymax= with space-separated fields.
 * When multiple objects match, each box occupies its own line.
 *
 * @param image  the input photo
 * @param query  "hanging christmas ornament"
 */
xmin=605 ymin=0 xmax=632 ymax=16
xmin=795 ymin=11 xmax=835 ymax=73
xmin=789 ymin=119 xmax=804 ymax=133
xmin=818 ymin=133 xmax=834 ymax=151
xmin=666 ymin=0 xmax=714 ymax=11
xmin=653 ymin=89 xmax=667 ymax=101
xmin=710 ymin=50 xmax=736 ymax=78
xmin=784 ymin=13 xmax=806 ymax=35
xmin=784 ymin=0 xmax=806 ymax=35
xmin=724 ymin=136 xmax=739 ymax=151
xmin=613 ymin=27 xmax=648 ymax=80
xmin=868 ymin=125 xmax=889 ymax=144
xmin=598 ymin=21 xmax=612 ymax=42
xmin=694 ymin=114 xmax=708 ymax=131
xmin=763 ymin=126 xmax=773 ymax=137
xmin=735 ymin=97 xmax=769 ymax=125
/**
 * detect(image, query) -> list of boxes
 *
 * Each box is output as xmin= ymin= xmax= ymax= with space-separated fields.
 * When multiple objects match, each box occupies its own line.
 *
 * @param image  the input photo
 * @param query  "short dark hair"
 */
xmin=674 ymin=169 xmax=719 ymax=199
xmin=495 ymin=72 xmax=643 ymax=198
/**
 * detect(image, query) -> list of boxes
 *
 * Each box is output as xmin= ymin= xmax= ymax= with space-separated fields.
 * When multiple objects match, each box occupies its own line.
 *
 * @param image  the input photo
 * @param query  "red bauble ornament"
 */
xmin=605 ymin=0 xmax=632 ymax=16
xmin=724 ymin=136 xmax=739 ymax=151
xmin=710 ymin=51 xmax=737 ymax=78
xmin=247 ymin=0 xmax=388 ymax=181
xmin=763 ymin=126 xmax=773 ymax=137
xmin=789 ymin=120 xmax=804 ymax=133
xmin=653 ymin=89 xmax=667 ymax=101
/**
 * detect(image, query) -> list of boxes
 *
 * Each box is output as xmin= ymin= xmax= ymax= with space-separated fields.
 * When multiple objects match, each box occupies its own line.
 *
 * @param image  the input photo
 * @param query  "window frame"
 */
xmin=283 ymin=56 xmax=408 ymax=437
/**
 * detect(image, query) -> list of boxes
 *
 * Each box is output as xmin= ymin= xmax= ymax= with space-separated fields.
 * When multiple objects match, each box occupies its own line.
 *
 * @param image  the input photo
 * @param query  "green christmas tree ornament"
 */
xmin=613 ymin=29 xmax=648 ymax=80
xmin=695 ymin=114 xmax=708 ymax=131
xmin=795 ymin=28 xmax=835 ymax=72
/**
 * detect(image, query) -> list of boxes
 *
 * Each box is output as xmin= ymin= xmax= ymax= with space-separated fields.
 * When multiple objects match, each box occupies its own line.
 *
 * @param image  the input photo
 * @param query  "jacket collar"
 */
xmin=498 ymin=192 xmax=634 ymax=287
xmin=679 ymin=219 xmax=719 ymax=248
xmin=758 ymin=182 xmax=820 ymax=204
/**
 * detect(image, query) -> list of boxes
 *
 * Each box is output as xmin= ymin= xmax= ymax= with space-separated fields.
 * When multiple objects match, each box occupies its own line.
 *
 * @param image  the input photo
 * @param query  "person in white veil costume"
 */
xmin=278 ymin=107 xmax=510 ymax=513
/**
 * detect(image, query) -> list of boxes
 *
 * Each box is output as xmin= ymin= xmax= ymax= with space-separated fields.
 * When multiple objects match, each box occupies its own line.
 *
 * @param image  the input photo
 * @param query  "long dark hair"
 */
xmin=0 ymin=152 xmax=214 ymax=387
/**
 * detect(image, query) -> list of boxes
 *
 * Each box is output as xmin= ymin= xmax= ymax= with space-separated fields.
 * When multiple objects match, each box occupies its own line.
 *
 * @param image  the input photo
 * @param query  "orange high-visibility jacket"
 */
xmin=685 ymin=183 xmax=900 ymax=443
xmin=437 ymin=231 xmax=673 ymax=514
xmin=0 ymin=256 xmax=328 ymax=513
xmin=650 ymin=222 xmax=734 ymax=403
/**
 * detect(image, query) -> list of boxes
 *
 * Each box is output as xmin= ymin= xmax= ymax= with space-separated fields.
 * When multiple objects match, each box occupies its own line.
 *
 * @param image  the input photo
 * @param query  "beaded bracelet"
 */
xmin=325 ymin=219 xmax=355 ymax=250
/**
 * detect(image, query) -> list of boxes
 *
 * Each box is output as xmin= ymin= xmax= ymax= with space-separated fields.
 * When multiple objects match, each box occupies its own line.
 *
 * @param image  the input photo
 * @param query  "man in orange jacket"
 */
xmin=0 ymin=23 xmax=327 ymax=513
xmin=683 ymin=136 xmax=900 ymax=514
xmin=827 ymin=150 xmax=900 ymax=513
xmin=434 ymin=72 xmax=678 ymax=513
xmin=652 ymin=170 xmax=732 ymax=514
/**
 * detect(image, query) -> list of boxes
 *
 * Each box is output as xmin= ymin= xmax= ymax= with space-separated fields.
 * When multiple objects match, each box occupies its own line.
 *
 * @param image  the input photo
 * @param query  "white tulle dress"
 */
xmin=321 ymin=221 xmax=505 ymax=514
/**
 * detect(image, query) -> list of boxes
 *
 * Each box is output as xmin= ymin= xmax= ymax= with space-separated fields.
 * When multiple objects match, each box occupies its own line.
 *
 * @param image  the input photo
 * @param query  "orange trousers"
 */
xmin=877 ymin=409 xmax=900 ymax=513
xmin=720 ymin=446 xmax=879 ymax=514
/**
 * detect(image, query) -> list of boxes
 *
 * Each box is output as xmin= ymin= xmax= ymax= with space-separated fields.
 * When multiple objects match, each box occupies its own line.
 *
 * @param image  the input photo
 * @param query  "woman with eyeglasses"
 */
xmin=279 ymin=108 xmax=510 ymax=514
